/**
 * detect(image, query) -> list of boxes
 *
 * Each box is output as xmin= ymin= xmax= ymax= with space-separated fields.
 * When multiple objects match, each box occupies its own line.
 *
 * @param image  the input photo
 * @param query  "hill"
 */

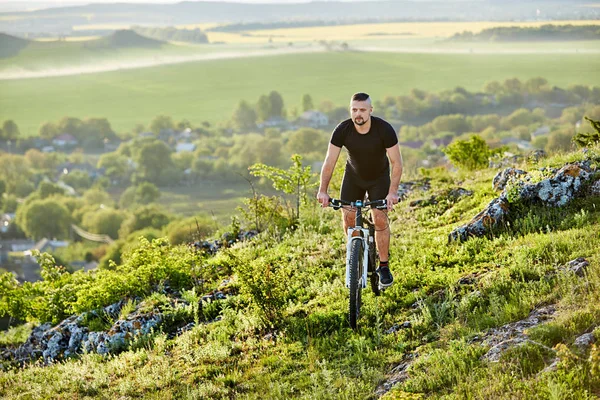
xmin=0 ymin=0 xmax=597 ymax=37
xmin=0 ymin=32 xmax=30 ymax=58
xmin=85 ymin=29 xmax=166 ymax=49
xmin=1 ymin=144 xmax=600 ymax=398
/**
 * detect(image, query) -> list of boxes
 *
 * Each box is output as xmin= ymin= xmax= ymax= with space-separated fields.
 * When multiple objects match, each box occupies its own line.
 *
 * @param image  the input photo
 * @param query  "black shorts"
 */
xmin=340 ymin=170 xmax=390 ymax=206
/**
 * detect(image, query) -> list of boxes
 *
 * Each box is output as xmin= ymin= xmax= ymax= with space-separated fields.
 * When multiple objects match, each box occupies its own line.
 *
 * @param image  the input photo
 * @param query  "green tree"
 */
xmin=39 ymin=122 xmax=59 ymax=140
xmin=443 ymin=135 xmax=491 ymax=171
xmin=16 ymin=198 xmax=71 ymax=240
xmin=97 ymin=152 xmax=131 ymax=183
xmin=0 ymin=154 xmax=31 ymax=194
xmin=232 ymin=100 xmax=257 ymax=130
xmin=61 ymin=170 xmax=92 ymax=192
xmin=83 ymin=188 xmax=114 ymax=207
xmin=0 ymin=180 xmax=5 ymax=209
xmin=1 ymin=120 xmax=20 ymax=140
xmin=269 ymin=90 xmax=284 ymax=118
xmin=432 ymin=114 xmax=471 ymax=134
xmin=37 ymin=181 xmax=66 ymax=199
xmin=302 ymin=94 xmax=314 ymax=112
xmin=135 ymin=182 xmax=161 ymax=204
xmin=149 ymin=115 xmax=175 ymax=136
xmin=57 ymin=117 xmax=83 ymax=137
xmin=256 ymin=95 xmax=272 ymax=122
xmin=545 ymin=128 xmax=574 ymax=153
xmin=135 ymin=140 xmax=173 ymax=184
xmin=81 ymin=208 xmax=128 ymax=239
xmin=286 ymin=128 xmax=327 ymax=155
xmin=119 ymin=205 xmax=172 ymax=238
xmin=248 ymin=154 xmax=316 ymax=222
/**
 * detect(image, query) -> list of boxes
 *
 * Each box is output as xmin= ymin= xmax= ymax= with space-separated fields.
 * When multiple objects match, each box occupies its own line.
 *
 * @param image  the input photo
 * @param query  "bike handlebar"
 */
xmin=328 ymin=198 xmax=387 ymax=210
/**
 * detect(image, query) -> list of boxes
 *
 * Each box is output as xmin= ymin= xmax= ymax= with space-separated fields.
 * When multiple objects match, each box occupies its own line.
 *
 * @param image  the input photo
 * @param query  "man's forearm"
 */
xmin=319 ymin=162 xmax=335 ymax=192
xmin=388 ymin=163 xmax=403 ymax=195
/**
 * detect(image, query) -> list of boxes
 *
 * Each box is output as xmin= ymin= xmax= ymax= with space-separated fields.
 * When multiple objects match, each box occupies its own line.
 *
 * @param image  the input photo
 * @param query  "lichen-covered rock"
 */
xmin=492 ymin=167 xmax=527 ymax=191
xmin=574 ymin=333 xmax=596 ymax=352
xmin=528 ymin=149 xmax=547 ymax=162
xmin=590 ymin=179 xmax=600 ymax=196
xmin=448 ymin=197 xmax=511 ymax=242
xmin=566 ymin=257 xmax=590 ymax=277
xmin=397 ymin=179 xmax=431 ymax=200
xmin=450 ymin=161 xmax=596 ymax=242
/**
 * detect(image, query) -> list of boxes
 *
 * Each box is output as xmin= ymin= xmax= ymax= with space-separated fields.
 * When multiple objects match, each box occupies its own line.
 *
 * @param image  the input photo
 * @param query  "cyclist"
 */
xmin=317 ymin=92 xmax=403 ymax=288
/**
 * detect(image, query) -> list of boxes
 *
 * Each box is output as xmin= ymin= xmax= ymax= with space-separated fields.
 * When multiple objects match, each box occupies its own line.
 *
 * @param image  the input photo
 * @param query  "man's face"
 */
xmin=350 ymin=100 xmax=372 ymax=126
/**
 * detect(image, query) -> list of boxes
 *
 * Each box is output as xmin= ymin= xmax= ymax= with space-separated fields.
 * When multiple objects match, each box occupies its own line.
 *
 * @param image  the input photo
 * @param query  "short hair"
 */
xmin=351 ymin=92 xmax=370 ymax=102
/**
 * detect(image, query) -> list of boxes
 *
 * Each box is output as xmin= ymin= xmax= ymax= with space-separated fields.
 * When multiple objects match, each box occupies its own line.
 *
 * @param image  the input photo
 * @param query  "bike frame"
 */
xmin=330 ymin=198 xmax=385 ymax=290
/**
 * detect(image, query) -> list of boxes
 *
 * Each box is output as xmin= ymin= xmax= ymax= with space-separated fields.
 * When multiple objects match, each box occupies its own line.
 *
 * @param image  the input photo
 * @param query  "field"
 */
xmin=1 ymin=49 xmax=600 ymax=135
xmin=200 ymin=20 xmax=600 ymax=44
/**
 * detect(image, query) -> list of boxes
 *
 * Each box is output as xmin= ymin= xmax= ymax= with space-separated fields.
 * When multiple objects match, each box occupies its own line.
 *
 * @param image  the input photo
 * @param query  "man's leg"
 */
xmin=343 ymin=209 xmax=356 ymax=236
xmin=367 ymin=174 xmax=394 ymax=287
xmin=372 ymin=209 xmax=389 ymax=262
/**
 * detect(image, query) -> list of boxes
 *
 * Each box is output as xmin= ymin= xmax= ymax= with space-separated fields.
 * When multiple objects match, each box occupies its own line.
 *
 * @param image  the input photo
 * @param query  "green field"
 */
xmin=2 ymin=48 xmax=600 ymax=135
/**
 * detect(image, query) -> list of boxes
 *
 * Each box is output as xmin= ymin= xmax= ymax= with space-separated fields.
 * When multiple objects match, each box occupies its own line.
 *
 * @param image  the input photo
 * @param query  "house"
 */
xmin=531 ymin=125 xmax=551 ymax=139
xmin=175 ymin=142 xmax=197 ymax=153
xmin=70 ymin=260 xmax=98 ymax=272
xmin=52 ymin=133 xmax=78 ymax=148
xmin=257 ymin=116 xmax=289 ymax=129
xmin=501 ymin=137 xmax=534 ymax=151
xmin=24 ymin=238 xmax=70 ymax=255
xmin=298 ymin=111 xmax=329 ymax=128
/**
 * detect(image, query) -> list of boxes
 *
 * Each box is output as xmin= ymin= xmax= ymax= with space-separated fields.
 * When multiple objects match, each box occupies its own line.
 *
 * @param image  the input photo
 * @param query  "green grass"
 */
xmin=2 ymin=125 xmax=600 ymax=399
xmin=1 ymin=48 xmax=600 ymax=135
xmin=157 ymin=181 xmax=257 ymax=221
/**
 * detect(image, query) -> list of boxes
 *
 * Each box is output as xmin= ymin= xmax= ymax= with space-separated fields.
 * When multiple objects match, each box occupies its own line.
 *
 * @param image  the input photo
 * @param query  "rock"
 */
xmin=574 ymin=333 xmax=595 ymax=351
xmin=480 ymin=305 xmax=557 ymax=362
xmin=449 ymin=197 xmax=511 ymax=242
xmin=567 ymin=257 xmax=590 ymax=277
xmin=590 ymin=180 xmax=600 ymax=196
xmin=528 ymin=150 xmax=547 ymax=163
xmin=397 ymin=179 xmax=431 ymax=200
xmin=492 ymin=168 xmax=527 ymax=191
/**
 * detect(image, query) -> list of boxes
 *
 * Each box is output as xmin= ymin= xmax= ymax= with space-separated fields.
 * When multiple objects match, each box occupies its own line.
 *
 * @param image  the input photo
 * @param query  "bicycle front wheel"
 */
xmin=349 ymin=239 xmax=363 ymax=330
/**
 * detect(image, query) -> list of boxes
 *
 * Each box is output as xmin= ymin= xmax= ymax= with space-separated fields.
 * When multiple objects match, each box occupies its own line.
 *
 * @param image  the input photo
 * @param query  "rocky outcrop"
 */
xmin=397 ymin=179 xmax=432 ymax=200
xmin=409 ymin=187 xmax=473 ymax=208
xmin=1 ymin=280 xmax=233 ymax=366
xmin=449 ymin=160 xmax=598 ymax=242
xmin=191 ymin=229 xmax=258 ymax=254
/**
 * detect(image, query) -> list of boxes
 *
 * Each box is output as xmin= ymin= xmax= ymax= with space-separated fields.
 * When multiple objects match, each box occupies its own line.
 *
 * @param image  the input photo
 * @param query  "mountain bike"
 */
xmin=329 ymin=197 xmax=388 ymax=330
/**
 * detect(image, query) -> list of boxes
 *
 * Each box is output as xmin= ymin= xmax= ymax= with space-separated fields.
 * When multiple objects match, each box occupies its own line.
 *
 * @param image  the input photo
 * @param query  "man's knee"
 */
xmin=372 ymin=210 xmax=388 ymax=230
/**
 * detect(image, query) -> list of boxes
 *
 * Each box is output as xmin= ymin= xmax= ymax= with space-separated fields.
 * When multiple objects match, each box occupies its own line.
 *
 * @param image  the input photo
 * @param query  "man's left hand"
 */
xmin=385 ymin=192 xmax=399 ymax=211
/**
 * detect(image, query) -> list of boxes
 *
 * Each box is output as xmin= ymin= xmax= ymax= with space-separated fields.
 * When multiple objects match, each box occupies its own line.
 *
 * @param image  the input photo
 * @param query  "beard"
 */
xmin=354 ymin=116 xmax=368 ymax=126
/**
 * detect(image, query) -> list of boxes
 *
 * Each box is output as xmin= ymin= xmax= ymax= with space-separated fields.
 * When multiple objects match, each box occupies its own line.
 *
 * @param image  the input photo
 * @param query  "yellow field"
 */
xmin=201 ymin=20 xmax=600 ymax=44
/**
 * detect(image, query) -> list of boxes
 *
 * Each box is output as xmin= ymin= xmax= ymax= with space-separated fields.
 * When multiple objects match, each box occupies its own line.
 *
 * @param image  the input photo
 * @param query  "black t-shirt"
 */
xmin=330 ymin=116 xmax=398 ymax=181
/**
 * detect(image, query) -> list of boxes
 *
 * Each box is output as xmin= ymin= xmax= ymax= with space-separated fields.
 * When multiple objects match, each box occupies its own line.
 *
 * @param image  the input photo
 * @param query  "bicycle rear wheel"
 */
xmin=349 ymin=239 xmax=363 ymax=330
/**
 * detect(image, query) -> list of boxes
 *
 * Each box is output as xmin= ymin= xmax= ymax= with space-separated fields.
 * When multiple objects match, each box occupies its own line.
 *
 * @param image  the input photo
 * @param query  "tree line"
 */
xmin=450 ymin=25 xmax=600 ymax=42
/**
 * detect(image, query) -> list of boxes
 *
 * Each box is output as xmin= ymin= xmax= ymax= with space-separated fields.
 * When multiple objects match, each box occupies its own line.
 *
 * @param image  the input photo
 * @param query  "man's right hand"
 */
xmin=317 ymin=191 xmax=330 ymax=208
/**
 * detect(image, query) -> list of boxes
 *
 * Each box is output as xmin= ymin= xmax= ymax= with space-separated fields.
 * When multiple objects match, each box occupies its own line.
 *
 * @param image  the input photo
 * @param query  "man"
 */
xmin=317 ymin=92 xmax=403 ymax=287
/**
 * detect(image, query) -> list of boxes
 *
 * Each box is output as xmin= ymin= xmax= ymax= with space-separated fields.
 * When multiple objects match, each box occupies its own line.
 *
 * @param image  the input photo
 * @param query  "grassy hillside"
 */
xmin=2 ymin=49 xmax=600 ymax=135
xmin=1 ymin=146 xmax=600 ymax=398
